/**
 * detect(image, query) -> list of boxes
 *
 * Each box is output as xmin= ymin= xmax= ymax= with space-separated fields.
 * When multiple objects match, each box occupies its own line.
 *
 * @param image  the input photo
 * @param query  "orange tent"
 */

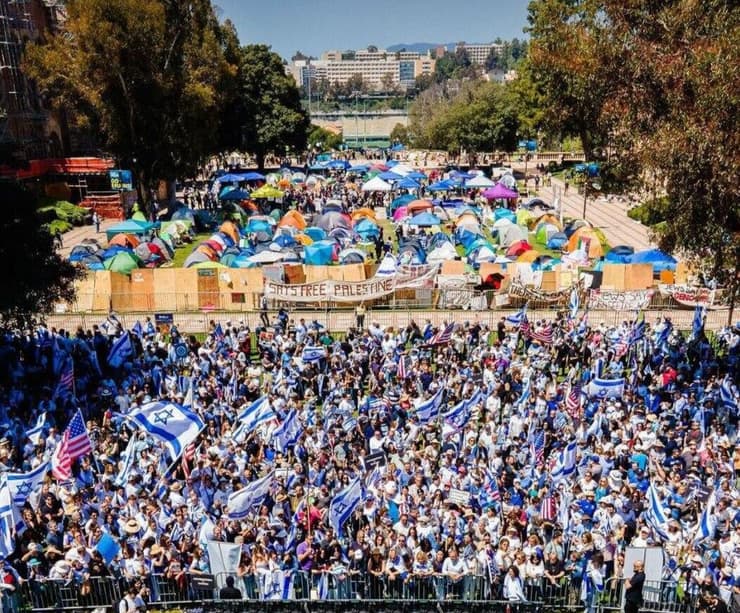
xmin=351 ymin=207 xmax=376 ymax=221
xmin=219 ymin=220 xmax=240 ymax=244
xmin=567 ymin=227 xmax=604 ymax=258
xmin=278 ymin=210 xmax=307 ymax=230
xmin=294 ymin=233 xmax=313 ymax=245
xmin=455 ymin=212 xmax=480 ymax=228
xmin=407 ymin=199 xmax=433 ymax=214
xmin=109 ymin=233 xmax=140 ymax=248
xmin=278 ymin=178 xmax=291 ymax=188
xmin=530 ymin=213 xmax=561 ymax=230
xmin=517 ymin=249 xmax=540 ymax=263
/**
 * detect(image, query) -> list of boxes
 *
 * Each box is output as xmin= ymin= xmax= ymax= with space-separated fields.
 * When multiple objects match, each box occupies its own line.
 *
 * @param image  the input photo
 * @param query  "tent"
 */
xmin=427 ymin=242 xmax=458 ymax=264
xmin=245 ymin=218 xmax=273 ymax=235
xmin=517 ymin=250 xmax=540 ymax=264
xmin=408 ymin=212 xmax=441 ymax=227
xmin=564 ymin=219 xmax=591 ymax=237
xmin=407 ymin=199 xmax=434 ymax=214
xmin=465 ymin=175 xmax=495 ymax=188
xmin=338 ymin=248 xmax=367 ymax=264
xmin=392 ymin=206 xmax=410 ymax=222
xmin=378 ymin=171 xmax=402 ymax=181
xmin=398 ymin=240 xmax=426 ymax=265
xmin=103 ymin=251 xmax=141 ymax=274
xmin=315 ymin=211 xmax=351 ymax=232
xmin=250 ymin=185 xmax=284 ymax=199
xmin=396 ymin=177 xmax=420 ymax=190
xmin=629 ymin=249 xmax=677 ymax=272
xmin=469 ymin=244 xmax=497 ymax=265
xmin=242 ymin=171 xmax=266 ymax=181
xmin=326 ymin=159 xmax=350 ymax=170
xmin=428 ymin=232 xmax=453 ymax=251
xmin=304 ymin=227 xmax=327 ymax=242
xmin=605 ymin=245 xmax=635 ymax=264
xmin=219 ymin=221 xmax=241 ymax=244
xmin=494 ymin=208 xmax=517 ymax=222
xmin=454 ymin=225 xmax=485 ymax=250
xmin=220 ymin=188 xmax=251 ymax=201
xmin=567 ymin=227 xmax=604 ymax=259
xmin=69 ymin=244 xmax=101 ymax=262
xmin=532 ymin=213 xmax=561 ymax=230
xmin=304 ymin=240 xmax=337 ymax=265
xmin=390 ymin=194 xmax=416 ymax=211
xmin=546 ymin=232 xmax=568 ymax=250
xmin=171 ymin=207 xmax=196 ymax=223
xmin=497 ymin=223 xmax=528 ymax=246
xmin=351 ymin=207 xmax=376 ymax=221
xmin=353 ymin=217 xmax=380 ymax=240
xmin=535 ymin=223 xmax=561 ymax=244
xmin=506 ymin=240 xmax=533 ymax=257
xmin=80 ymin=254 xmax=105 ymax=270
xmin=427 ymin=179 xmax=456 ymax=192
xmin=215 ymin=173 xmax=246 ymax=184
xmin=482 ymin=183 xmax=518 ymax=200
xmin=361 ymin=176 xmax=392 ymax=192
xmin=279 ymin=210 xmax=307 ymax=231
xmin=108 ymin=233 xmax=141 ymax=249
xmin=455 ymin=212 xmax=480 ymax=228
xmin=105 ymin=219 xmax=153 ymax=240
xmin=516 ymin=209 xmax=535 ymax=227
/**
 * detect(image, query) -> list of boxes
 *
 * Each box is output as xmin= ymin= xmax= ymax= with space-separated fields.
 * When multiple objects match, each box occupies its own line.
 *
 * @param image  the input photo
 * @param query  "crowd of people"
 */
xmin=0 ymin=305 xmax=738 ymax=611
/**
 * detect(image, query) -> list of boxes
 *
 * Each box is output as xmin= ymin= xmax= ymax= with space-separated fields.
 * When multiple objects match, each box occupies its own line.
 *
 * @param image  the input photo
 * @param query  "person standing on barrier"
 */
xmin=624 ymin=560 xmax=645 ymax=613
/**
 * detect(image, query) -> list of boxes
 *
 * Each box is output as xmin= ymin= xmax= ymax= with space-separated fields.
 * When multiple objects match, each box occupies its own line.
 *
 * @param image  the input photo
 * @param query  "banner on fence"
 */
xmin=264 ymin=265 xmax=438 ymax=303
xmin=588 ymin=289 xmax=654 ymax=311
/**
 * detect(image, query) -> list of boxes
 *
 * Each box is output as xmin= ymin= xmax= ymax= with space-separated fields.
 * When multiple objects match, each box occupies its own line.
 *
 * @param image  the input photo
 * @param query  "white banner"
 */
xmin=264 ymin=264 xmax=438 ymax=303
xmin=588 ymin=289 xmax=654 ymax=311
xmin=206 ymin=540 xmax=242 ymax=587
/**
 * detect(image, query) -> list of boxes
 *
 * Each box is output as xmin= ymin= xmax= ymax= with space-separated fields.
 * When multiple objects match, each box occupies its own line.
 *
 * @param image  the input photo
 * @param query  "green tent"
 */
xmin=103 ymin=251 xmax=141 ymax=275
xmin=131 ymin=211 xmax=148 ymax=223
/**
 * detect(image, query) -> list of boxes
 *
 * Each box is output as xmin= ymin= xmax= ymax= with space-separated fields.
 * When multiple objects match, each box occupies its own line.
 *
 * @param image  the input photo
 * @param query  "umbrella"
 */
xmin=220 ymin=188 xmax=251 ymax=201
xmin=361 ymin=177 xmax=392 ymax=192
xmin=408 ymin=212 xmax=441 ymax=227
xmin=215 ymin=173 xmax=245 ymax=183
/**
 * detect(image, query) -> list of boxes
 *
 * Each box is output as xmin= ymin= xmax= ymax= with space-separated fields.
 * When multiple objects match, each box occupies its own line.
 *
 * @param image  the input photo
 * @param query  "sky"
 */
xmin=214 ymin=0 xmax=530 ymax=61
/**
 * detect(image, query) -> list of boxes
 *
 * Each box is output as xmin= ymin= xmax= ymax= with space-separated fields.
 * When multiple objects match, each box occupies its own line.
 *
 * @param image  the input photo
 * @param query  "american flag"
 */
xmin=530 ymin=430 xmax=545 ymax=464
xmin=529 ymin=323 xmax=554 ymax=345
xmin=566 ymin=383 xmax=582 ymax=415
xmin=541 ymin=494 xmax=557 ymax=522
xmin=181 ymin=442 xmax=197 ymax=479
xmin=519 ymin=315 xmax=531 ymax=337
xmin=53 ymin=356 xmax=75 ymax=399
xmin=428 ymin=323 xmax=454 ymax=346
xmin=51 ymin=409 xmax=92 ymax=480
xmin=483 ymin=468 xmax=500 ymax=502
xmin=397 ymin=354 xmax=407 ymax=380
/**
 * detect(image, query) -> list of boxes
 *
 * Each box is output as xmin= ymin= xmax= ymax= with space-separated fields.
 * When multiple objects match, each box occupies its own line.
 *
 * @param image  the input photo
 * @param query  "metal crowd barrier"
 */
xmin=2 ymin=572 xmax=725 ymax=613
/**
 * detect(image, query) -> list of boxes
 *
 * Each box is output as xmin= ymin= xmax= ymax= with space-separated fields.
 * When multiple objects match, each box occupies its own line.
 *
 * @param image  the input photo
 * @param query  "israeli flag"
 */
xmin=444 ymin=399 xmax=471 ymax=431
xmin=7 ymin=462 xmax=49 ymax=507
xmin=301 ymin=346 xmax=327 ymax=363
xmin=414 ymin=387 xmax=444 ymax=424
xmin=26 ymin=412 xmax=46 ymax=446
xmin=376 ymin=254 xmax=398 ymax=277
xmin=464 ymin=388 xmax=484 ymax=410
xmin=0 ymin=478 xmax=14 ymax=558
xmin=227 ymin=471 xmax=274 ymax=520
xmin=720 ymin=377 xmax=738 ymax=414
xmin=694 ymin=490 xmax=717 ymax=544
xmin=234 ymin=397 xmax=276 ymax=441
xmin=569 ymin=287 xmax=580 ymax=319
xmin=587 ymin=378 xmax=625 ymax=399
xmin=316 ymin=572 xmax=329 ymax=600
xmin=517 ymin=377 xmax=532 ymax=410
xmin=128 ymin=401 xmax=204 ymax=460
xmin=273 ymin=411 xmax=302 ymax=454
xmin=505 ymin=305 xmax=527 ymax=326
xmin=645 ymin=482 xmax=670 ymax=541
xmin=552 ymin=441 xmax=578 ymax=485
xmin=132 ymin=321 xmax=144 ymax=338
xmin=263 ymin=569 xmax=294 ymax=600
xmin=114 ymin=435 xmax=137 ymax=486
xmin=107 ymin=331 xmax=134 ymax=368
xmin=329 ymin=477 xmax=363 ymax=535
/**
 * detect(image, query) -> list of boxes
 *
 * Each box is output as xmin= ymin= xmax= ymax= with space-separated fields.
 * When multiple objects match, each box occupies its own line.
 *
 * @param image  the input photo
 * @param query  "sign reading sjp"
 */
xmin=109 ymin=169 xmax=133 ymax=191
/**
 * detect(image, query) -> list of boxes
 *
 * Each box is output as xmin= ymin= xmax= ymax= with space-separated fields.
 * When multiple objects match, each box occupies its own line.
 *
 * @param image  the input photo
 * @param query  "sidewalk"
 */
xmin=57 ymin=220 xmax=120 ymax=258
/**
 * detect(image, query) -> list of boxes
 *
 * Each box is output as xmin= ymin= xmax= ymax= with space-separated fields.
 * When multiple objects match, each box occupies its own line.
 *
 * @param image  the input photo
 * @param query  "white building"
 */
xmin=456 ymin=42 xmax=503 ymax=65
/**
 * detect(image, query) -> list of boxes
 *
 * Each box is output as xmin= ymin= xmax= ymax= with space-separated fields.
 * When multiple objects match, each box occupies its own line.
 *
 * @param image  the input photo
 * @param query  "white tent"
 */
xmin=466 ymin=175 xmax=495 ymax=188
xmin=427 ymin=242 xmax=458 ymax=264
xmin=361 ymin=177 xmax=392 ymax=192
xmin=498 ymin=223 xmax=529 ymax=246
xmin=390 ymin=163 xmax=414 ymax=176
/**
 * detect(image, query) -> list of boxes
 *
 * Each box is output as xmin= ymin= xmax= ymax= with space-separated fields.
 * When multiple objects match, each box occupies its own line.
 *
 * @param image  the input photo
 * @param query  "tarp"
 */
xmin=304 ymin=240 xmax=337 ymax=265
xmin=629 ymin=249 xmax=677 ymax=272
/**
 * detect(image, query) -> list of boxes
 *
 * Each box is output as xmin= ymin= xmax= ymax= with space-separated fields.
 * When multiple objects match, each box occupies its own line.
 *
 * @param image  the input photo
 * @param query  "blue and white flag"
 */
xmin=551 ymin=441 xmax=577 ymax=485
xmin=464 ymin=389 xmax=483 ymax=410
xmin=569 ymin=287 xmax=580 ymax=320
xmin=691 ymin=305 xmax=705 ymax=340
xmin=645 ymin=482 xmax=670 ymax=541
xmin=6 ymin=462 xmax=49 ymax=507
xmin=517 ymin=377 xmax=532 ymax=410
xmin=26 ymin=412 xmax=46 ymax=446
xmin=720 ymin=377 xmax=738 ymax=414
xmin=505 ymin=305 xmax=527 ymax=326
xmin=316 ymin=572 xmax=329 ymax=600
xmin=587 ymin=378 xmax=624 ymax=399
xmin=262 ymin=569 xmax=294 ymax=600
xmin=273 ymin=411 xmax=302 ymax=454
xmin=234 ymin=396 xmax=276 ymax=441
xmin=131 ymin=321 xmax=144 ymax=338
xmin=376 ymin=254 xmax=397 ymax=277
xmin=444 ymin=399 xmax=471 ymax=431
xmin=107 ymin=331 xmax=134 ymax=368
xmin=301 ymin=346 xmax=327 ymax=363
xmin=694 ymin=490 xmax=717 ymax=544
xmin=114 ymin=435 xmax=137 ymax=486
xmin=0 ymin=479 xmax=14 ymax=557
xmin=329 ymin=477 xmax=362 ymax=536
xmin=128 ymin=401 xmax=204 ymax=460
xmin=228 ymin=471 xmax=274 ymax=520
xmin=414 ymin=387 xmax=444 ymax=424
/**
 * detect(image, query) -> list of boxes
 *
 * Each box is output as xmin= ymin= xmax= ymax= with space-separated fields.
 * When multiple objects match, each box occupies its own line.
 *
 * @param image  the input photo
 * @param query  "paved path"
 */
xmin=58 ymin=220 xmax=120 ymax=258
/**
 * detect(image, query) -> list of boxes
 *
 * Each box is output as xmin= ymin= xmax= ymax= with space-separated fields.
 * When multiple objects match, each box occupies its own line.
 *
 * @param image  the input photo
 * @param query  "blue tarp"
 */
xmin=629 ymin=249 xmax=677 ymax=272
xmin=546 ymin=232 xmax=568 ymax=250
xmin=304 ymin=240 xmax=336 ymax=265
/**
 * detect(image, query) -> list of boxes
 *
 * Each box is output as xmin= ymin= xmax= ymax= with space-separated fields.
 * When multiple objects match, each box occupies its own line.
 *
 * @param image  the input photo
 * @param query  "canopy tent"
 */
xmin=427 ymin=179 xmax=456 ymax=192
xmin=465 ymin=175 xmax=495 ymax=188
xmin=326 ymin=159 xmax=351 ymax=170
xmin=396 ymin=177 xmax=420 ymax=190
xmin=629 ymin=248 xmax=677 ymax=272
xmin=250 ymin=185 xmax=284 ymax=199
xmin=105 ymin=219 xmax=154 ymax=240
xmin=220 ymin=188 xmax=251 ymax=202
xmin=215 ymin=173 xmax=245 ymax=184
xmin=378 ymin=171 xmax=402 ymax=181
xmin=482 ymin=183 xmax=519 ymax=200
xmin=361 ymin=176 xmax=392 ymax=192
xmin=407 ymin=212 xmax=441 ymax=227
xmin=407 ymin=171 xmax=427 ymax=180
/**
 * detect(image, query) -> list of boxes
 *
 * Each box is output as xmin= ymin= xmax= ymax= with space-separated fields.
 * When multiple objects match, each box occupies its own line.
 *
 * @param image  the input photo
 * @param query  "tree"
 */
xmin=346 ymin=73 xmax=366 ymax=95
xmin=307 ymin=124 xmax=343 ymax=151
xmin=390 ymin=123 xmax=410 ymax=145
xmin=0 ymin=182 xmax=80 ymax=324
xmin=380 ymin=72 xmax=397 ymax=94
xmin=25 ymin=0 xmax=236 ymax=204
xmin=236 ymin=44 xmax=309 ymax=169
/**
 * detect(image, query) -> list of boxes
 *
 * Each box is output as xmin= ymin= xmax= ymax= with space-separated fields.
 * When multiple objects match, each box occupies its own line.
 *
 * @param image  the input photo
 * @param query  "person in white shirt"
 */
xmin=442 ymin=548 xmax=467 ymax=599
xmin=504 ymin=565 xmax=527 ymax=601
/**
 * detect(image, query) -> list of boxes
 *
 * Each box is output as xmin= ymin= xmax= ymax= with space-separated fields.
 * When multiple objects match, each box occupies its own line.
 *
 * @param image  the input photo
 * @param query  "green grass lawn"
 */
xmin=170 ymin=233 xmax=210 ymax=267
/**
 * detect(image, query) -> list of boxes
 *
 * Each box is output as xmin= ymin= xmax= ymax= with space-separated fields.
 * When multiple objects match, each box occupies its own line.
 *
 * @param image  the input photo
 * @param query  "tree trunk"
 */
xmin=580 ymin=127 xmax=594 ymax=160
xmin=256 ymin=151 xmax=265 ymax=172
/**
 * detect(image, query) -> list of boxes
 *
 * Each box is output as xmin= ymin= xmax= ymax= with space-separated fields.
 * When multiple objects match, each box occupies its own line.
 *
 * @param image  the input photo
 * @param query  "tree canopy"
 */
xmin=24 ymin=0 xmax=236 ymax=203
xmin=0 ymin=182 xmax=80 ymax=324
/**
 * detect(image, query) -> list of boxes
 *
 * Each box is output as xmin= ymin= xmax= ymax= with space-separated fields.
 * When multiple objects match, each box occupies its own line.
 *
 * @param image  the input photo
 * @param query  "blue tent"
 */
xmin=396 ymin=177 xmax=420 ymax=190
xmin=629 ymin=249 xmax=677 ymax=272
xmin=390 ymin=194 xmax=415 ymax=211
xmin=216 ymin=173 xmax=245 ymax=183
xmin=546 ymin=232 xmax=568 ymax=250
xmin=408 ymin=212 xmax=441 ymax=226
xmin=378 ymin=171 xmax=402 ymax=181
xmin=428 ymin=232 xmax=452 ymax=250
xmin=398 ymin=240 xmax=427 ymax=265
xmin=494 ymin=208 xmax=516 ymax=222
xmin=272 ymin=234 xmax=296 ymax=248
xmin=391 ymin=143 xmax=405 ymax=151
xmin=242 ymin=172 xmax=265 ymax=181
xmin=455 ymin=225 xmax=484 ymax=250
xmin=354 ymin=218 xmax=380 ymax=240
xmin=427 ymin=179 xmax=456 ymax=192
xmin=304 ymin=227 xmax=327 ymax=241
xmin=304 ymin=240 xmax=336 ymax=265
xmin=105 ymin=219 xmax=154 ymax=240
xmin=245 ymin=219 xmax=273 ymax=234
xmin=605 ymin=245 xmax=635 ymax=264
xmin=407 ymin=171 xmax=427 ymax=180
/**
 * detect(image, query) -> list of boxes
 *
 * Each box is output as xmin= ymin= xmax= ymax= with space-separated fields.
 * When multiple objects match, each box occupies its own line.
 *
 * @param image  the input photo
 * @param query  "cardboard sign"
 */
xmin=447 ymin=488 xmax=471 ymax=507
xmin=365 ymin=451 xmax=387 ymax=470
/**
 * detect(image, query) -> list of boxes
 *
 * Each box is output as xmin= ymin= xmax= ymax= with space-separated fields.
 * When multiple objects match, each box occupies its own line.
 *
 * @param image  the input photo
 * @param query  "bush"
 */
xmin=46 ymin=219 xmax=73 ymax=235
xmin=627 ymin=197 xmax=669 ymax=226
xmin=38 ymin=198 xmax=91 ymax=226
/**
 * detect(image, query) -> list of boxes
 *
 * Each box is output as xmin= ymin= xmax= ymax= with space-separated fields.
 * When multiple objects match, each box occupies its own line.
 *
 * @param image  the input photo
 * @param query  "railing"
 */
xmin=2 ymin=572 xmax=722 ymax=613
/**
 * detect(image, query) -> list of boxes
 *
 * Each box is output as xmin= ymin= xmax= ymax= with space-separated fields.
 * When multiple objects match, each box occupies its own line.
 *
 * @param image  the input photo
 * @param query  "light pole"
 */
xmin=352 ymin=90 xmax=360 ymax=150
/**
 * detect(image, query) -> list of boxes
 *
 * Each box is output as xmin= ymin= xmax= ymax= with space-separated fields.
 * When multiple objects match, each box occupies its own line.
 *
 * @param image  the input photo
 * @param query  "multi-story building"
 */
xmin=455 ymin=41 xmax=503 ymax=65
xmin=287 ymin=47 xmax=435 ymax=93
xmin=0 ymin=0 xmax=69 ymax=163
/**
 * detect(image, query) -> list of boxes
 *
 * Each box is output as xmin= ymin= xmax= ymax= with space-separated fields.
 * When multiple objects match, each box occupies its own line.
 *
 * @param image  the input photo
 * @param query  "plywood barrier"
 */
xmin=540 ymin=271 xmax=558 ymax=292
xmin=74 ymin=274 xmax=95 ymax=311
xmin=342 ymin=263 xmax=366 ymax=282
xmin=601 ymin=264 xmax=626 ymax=291
xmin=110 ymin=272 xmax=132 ymax=312
xmin=130 ymin=269 xmax=154 ymax=311
xmin=659 ymin=270 xmax=675 ymax=285
xmin=675 ymin=261 xmax=690 ymax=285
xmin=284 ymin=264 xmax=305 ymax=285
xmin=305 ymin=266 xmax=328 ymax=284
xmin=173 ymin=268 xmax=200 ymax=311
xmin=92 ymin=271 xmax=112 ymax=312
xmin=152 ymin=268 xmax=178 ymax=311
xmin=441 ymin=261 xmax=465 ymax=275
xmin=479 ymin=263 xmax=506 ymax=281
xmin=626 ymin=264 xmax=654 ymax=290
